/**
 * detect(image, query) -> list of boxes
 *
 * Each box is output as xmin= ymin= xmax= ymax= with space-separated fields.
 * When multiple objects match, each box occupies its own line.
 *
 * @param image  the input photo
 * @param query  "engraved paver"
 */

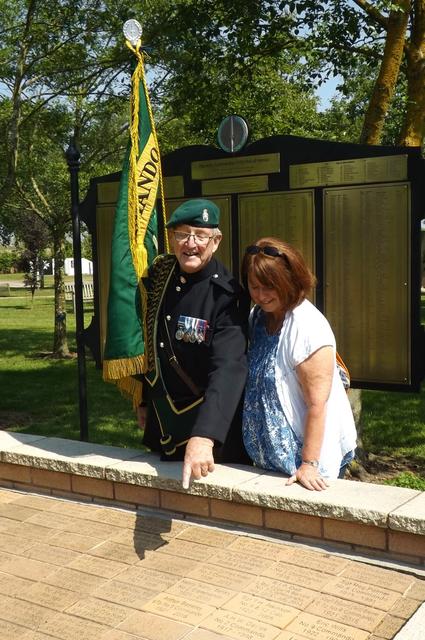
xmin=223 ymin=592 xmax=300 ymax=628
xmin=305 ymin=593 xmax=385 ymax=631
xmin=111 ymin=527 xmax=166 ymax=550
xmin=262 ymin=562 xmax=335 ymax=591
xmin=87 ymin=540 xmax=142 ymax=564
xmin=287 ymin=612 xmax=369 ymax=640
xmin=277 ymin=546 xmax=349 ymax=575
xmin=227 ymin=536 xmax=282 ymax=559
xmin=114 ymin=565 xmax=181 ymax=590
xmin=47 ymin=530 xmax=104 ymax=552
xmin=66 ymin=596 xmax=132 ymax=626
xmin=323 ymin=577 xmax=401 ymax=611
xmin=185 ymin=630 xmax=233 ymax=640
xmin=0 ymin=571 xmax=34 ymax=597
xmin=167 ymin=577 xmax=235 ymax=607
xmin=37 ymin=611 xmax=109 ymax=640
xmin=19 ymin=581 xmax=81 ymax=611
xmin=118 ymin=610 xmax=192 ymax=639
xmin=389 ymin=597 xmax=420 ymax=619
xmin=188 ymin=563 xmax=255 ymax=590
xmin=67 ymin=553 xmax=128 ymax=578
xmin=2 ymin=520 xmax=56 ymax=541
xmin=143 ymin=592 xmax=215 ymax=625
xmin=0 ymin=620 xmax=33 ymax=639
xmin=340 ymin=563 xmax=415 ymax=593
xmin=0 ymin=554 xmax=55 ymax=581
xmin=23 ymin=542 xmax=80 ymax=566
xmin=138 ymin=550 xmax=198 ymax=576
xmin=201 ymin=609 xmax=281 ymax=640
xmin=244 ymin=575 xmax=316 ymax=609
xmin=177 ymin=526 xmax=236 ymax=548
xmin=157 ymin=538 xmax=216 ymax=562
xmin=0 ymin=593 xmax=56 ymax=629
xmin=42 ymin=566 xmax=106 ymax=593
xmin=207 ymin=549 xmax=274 ymax=575
xmin=94 ymin=578 xmax=158 ymax=609
xmin=0 ymin=503 xmax=40 ymax=521
xmin=0 ymin=532 xmax=34 ymax=554
xmin=371 ymin=614 xmax=406 ymax=639
xmin=135 ymin=516 xmax=188 ymax=537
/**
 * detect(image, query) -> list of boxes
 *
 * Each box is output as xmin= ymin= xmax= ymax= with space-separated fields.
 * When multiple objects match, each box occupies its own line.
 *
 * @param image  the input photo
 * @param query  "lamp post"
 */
xmin=65 ymin=138 xmax=88 ymax=441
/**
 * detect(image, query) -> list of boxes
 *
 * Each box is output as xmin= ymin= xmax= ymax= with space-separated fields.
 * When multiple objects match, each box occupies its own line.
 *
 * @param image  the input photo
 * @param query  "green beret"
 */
xmin=166 ymin=198 xmax=220 ymax=229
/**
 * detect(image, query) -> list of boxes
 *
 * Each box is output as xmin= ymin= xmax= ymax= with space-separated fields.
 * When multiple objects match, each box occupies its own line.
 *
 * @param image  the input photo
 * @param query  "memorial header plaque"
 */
xmin=290 ymin=154 xmax=408 ymax=189
xmin=202 ymin=175 xmax=268 ymax=196
xmin=323 ymin=183 xmax=410 ymax=385
xmin=192 ymin=153 xmax=280 ymax=180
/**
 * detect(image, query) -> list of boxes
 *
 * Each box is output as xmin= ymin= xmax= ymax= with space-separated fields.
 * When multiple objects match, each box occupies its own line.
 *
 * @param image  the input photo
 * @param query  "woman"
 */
xmin=241 ymin=237 xmax=356 ymax=491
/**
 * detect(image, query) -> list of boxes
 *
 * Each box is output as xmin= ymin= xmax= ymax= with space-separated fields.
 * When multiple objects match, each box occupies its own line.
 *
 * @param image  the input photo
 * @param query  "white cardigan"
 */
xmin=251 ymin=300 xmax=357 ymax=478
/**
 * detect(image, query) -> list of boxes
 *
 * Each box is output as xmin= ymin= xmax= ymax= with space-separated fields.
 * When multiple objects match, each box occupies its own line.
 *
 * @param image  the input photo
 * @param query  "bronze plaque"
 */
xmin=238 ymin=191 xmax=315 ymax=276
xmin=163 ymin=175 xmax=184 ymax=198
xmin=166 ymin=196 xmax=232 ymax=271
xmin=290 ymin=155 xmax=408 ymax=189
xmin=192 ymin=153 xmax=280 ymax=180
xmin=202 ymin=175 xmax=268 ymax=196
xmin=96 ymin=205 xmax=116 ymax=359
xmin=97 ymin=182 xmax=120 ymax=204
xmin=323 ymin=183 xmax=410 ymax=384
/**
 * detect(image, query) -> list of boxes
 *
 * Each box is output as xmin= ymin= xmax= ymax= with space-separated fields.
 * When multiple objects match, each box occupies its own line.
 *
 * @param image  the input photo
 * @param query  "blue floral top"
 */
xmin=242 ymin=310 xmax=303 ymax=474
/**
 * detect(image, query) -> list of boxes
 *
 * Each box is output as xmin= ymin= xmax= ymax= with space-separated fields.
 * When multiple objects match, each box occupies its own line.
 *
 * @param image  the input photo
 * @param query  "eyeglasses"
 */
xmin=245 ymin=245 xmax=284 ymax=258
xmin=173 ymin=231 xmax=214 ymax=245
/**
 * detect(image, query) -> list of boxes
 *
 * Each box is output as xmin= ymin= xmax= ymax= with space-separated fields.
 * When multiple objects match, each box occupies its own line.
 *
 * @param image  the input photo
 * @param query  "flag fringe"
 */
xmin=103 ymin=354 xmax=146 ymax=381
xmin=115 ymin=376 xmax=144 ymax=410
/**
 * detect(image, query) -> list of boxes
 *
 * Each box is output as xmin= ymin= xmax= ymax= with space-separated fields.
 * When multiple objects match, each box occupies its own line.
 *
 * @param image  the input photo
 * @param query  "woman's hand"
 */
xmin=136 ymin=405 xmax=147 ymax=431
xmin=286 ymin=463 xmax=330 ymax=491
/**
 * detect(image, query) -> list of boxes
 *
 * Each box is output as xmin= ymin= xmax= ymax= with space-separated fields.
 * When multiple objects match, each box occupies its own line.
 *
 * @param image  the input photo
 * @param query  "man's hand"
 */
xmin=182 ymin=436 xmax=215 ymax=489
xmin=286 ymin=464 xmax=329 ymax=491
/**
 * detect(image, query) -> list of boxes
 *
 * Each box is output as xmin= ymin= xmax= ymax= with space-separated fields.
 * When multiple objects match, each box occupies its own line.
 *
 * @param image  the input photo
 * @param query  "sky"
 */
xmin=315 ymin=75 xmax=341 ymax=112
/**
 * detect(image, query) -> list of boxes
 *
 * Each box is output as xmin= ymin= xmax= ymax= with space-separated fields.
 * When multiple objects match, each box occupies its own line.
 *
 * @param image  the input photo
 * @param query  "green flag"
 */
xmin=103 ymin=37 xmax=166 ymax=406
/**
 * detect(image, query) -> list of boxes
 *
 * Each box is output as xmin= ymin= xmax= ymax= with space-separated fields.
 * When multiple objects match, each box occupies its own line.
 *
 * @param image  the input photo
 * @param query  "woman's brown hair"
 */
xmin=241 ymin=237 xmax=317 ymax=312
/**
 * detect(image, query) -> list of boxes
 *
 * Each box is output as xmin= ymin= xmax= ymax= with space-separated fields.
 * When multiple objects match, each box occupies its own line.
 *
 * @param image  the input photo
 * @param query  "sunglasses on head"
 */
xmin=245 ymin=245 xmax=284 ymax=257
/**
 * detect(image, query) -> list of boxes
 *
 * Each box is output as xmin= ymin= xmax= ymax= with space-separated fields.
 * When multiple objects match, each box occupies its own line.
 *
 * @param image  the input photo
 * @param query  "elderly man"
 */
xmin=138 ymin=198 xmax=249 ymax=488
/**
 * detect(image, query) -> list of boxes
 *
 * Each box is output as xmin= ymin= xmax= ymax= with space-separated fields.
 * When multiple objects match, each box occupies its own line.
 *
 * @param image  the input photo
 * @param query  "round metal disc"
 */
xmin=123 ymin=19 xmax=143 ymax=46
xmin=217 ymin=115 xmax=249 ymax=153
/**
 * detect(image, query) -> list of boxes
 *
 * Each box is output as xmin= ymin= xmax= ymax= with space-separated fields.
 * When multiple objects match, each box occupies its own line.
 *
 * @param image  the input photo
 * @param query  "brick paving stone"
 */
xmin=185 ymin=630 xmax=233 ymax=640
xmin=277 ymin=546 xmax=349 ymax=575
xmin=226 ymin=536 xmax=283 ymax=559
xmin=47 ymin=529 xmax=104 ymax=552
xmin=87 ymin=540 xmax=143 ymax=564
xmin=135 ymin=515 xmax=188 ymax=537
xmin=0 ymin=531 xmax=35 ymax=554
xmin=138 ymin=550 xmax=199 ymax=576
xmin=66 ymin=595 xmax=134 ymax=626
xmin=188 ymin=563 xmax=256 ymax=590
xmin=111 ymin=527 xmax=166 ymax=551
xmin=118 ymin=610 xmax=192 ymax=639
xmin=0 ymin=571 xmax=34 ymax=597
xmin=340 ymin=563 xmax=416 ymax=593
xmin=0 ymin=620 xmax=33 ymax=640
xmin=142 ymin=592 xmax=215 ymax=625
xmin=405 ymin=580 xmax=425 ymax=601
xmin=305 ymin=593 xmax=385 ymax=631
xmin=223 ymin=592 xmax=300 ymax=628
xmin=0 ymin=503 xmax=41 ymax=521
xmin=93 ymin=578 xmax=158 ymax=609
xmin=101 ymin=631 xmax=145 ymax=640
xmin=389 ymin=597 xmax=421 ymax=619
xmin=22 ymin=542 xmax=80 ymax=566
xmin=207 ymin=548 xmax=274 ymax=575
xmin=243 ymin=575 xmax=316 ymax=609
xmin=18 ymin=581 xmax=81 ymax=611
xmin=92 ymin=507 xmax=138 ymax=528
xmin=25 ymin=511 xmax=77 ymax=530
xmin=0 ymin=593 xmax=56 ymax=630
xmin=157 ymin=538 xmax=217 ymax=562
xmin=201 ymin=609 xmax=281 ymax=640
xmin=67 ymin=553 xmax=129 ymax=578
xmin=48 ymin=499 xmax=104 ymax=520
xmin=36 ymin=610 xmax=109 ymax=640
xmin=371 ymin=614 xmax=407 ymax=639
xmin=41 ymin=566 xmax=107 ymax=593
xmin=323 ymin=577 xmax=402 ymax=611
xmin=176 ymin=526 xmax=236 ymax=548
xmin=0 ymin=515 xmax=17 ymax=531
xmin=62 ymin=516 xmax=122 ymax=538
xmin=166 ymin=577 xmax=236 ymax=607
xmin=9 ymin=494 xmax=57 ymax=510
xmin=1 ymin=520 xmax=56 ymax=541
xmin=262 ymin=562 xmax=336 ymax=591
xmin=114 ymin=565 xmax=182 ymax=591
xmin=0 ymin=553 xmax=56 ymax=581
xmin=287 ymin=612 xmax=369 ymax=640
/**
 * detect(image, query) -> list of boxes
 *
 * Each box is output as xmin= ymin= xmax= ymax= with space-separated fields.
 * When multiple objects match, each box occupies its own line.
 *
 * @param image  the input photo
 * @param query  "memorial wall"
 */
xmin=81 ymin=135 xmax=424 ymax=391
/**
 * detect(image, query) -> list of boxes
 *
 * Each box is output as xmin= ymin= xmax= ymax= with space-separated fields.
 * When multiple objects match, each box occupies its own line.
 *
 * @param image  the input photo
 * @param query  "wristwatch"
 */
xmin=301 ymin=459 xmax=319 ymax=468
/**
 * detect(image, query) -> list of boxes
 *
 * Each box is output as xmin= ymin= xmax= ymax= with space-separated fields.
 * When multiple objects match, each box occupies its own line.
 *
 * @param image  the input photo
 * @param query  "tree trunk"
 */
xmin=53 ymin=233 xmax=70 ymax=358
xmin=398 ymin=1 xmax=425 ymax=146
xmin=360 ymin=0 xmax=411 ymax=144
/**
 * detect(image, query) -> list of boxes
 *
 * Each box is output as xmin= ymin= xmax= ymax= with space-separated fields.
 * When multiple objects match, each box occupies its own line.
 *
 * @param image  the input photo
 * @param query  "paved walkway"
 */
xmin=0 ymin=486 xmax=424 ymax=640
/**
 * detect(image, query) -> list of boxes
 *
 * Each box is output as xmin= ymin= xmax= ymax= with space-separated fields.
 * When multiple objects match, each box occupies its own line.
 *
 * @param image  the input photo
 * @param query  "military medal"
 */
xmin=176 ymin=315 xmax=208 ymax=344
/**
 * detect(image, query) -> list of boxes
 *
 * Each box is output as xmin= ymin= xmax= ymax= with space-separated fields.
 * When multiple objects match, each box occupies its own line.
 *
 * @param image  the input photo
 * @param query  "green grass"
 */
xmin=0 ymin=293 xmax=142 ymax=450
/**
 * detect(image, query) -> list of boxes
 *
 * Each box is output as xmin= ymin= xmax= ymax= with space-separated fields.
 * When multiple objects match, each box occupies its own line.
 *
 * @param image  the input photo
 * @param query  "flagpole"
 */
xmin=65 ymin=138 xmax=89 ymax=441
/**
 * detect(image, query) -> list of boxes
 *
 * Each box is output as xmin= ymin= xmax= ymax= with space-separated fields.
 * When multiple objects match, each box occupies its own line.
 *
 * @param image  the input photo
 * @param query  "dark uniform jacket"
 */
xmin=142 ymin=254 xmax=250 ymax=463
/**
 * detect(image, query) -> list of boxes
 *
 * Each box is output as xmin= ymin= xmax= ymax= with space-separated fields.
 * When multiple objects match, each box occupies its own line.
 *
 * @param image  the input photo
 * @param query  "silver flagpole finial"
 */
xmin=123 ymin=19 xmax=143 ymax=46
